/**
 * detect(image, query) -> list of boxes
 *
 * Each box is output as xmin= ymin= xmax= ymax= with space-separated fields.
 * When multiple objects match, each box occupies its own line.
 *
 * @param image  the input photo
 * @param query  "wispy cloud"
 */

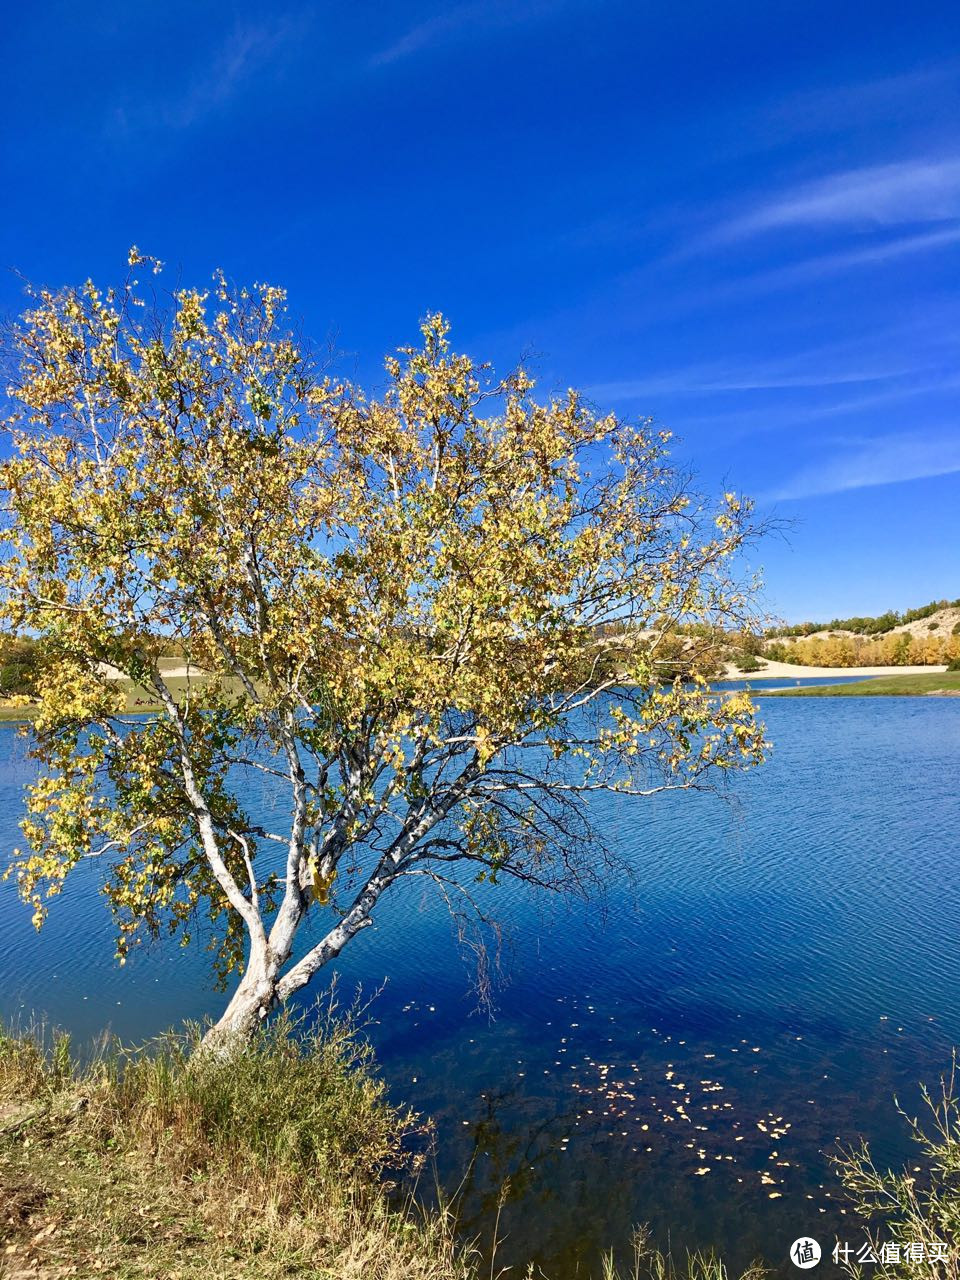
xmin=709 ymin=223 xmax=960 ymax=298
xmin=111 ymin=16 xmax=306 ymax=136
xmin=755 ymin=65 xmax=960 ymax=148
xmin=370 ymin=4 xmax=488 ymax=67
xmin=175 ymin=21 xmax=301 ymax=126
xmin=587 ymin=356 xmax=932 ymax=402
xmin=369 ymin=0 xmax=565 ymax=68
xmin=711 ymin=158 xmax=960 ymax=243
xmin=652 ymin=372 xmax=960 ymax=455
xmin=766 ymin=430 xmax=960 ymax=501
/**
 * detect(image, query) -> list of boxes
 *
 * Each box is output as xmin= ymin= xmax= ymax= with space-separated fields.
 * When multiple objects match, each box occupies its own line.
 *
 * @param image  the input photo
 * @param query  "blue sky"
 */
xmin=2 ymin=1 xmax=958 ymax=621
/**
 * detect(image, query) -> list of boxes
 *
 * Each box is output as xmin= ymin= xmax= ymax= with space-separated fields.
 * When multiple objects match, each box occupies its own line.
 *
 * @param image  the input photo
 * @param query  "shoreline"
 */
xmin=717 ymin=661 xmax=946 ymax=681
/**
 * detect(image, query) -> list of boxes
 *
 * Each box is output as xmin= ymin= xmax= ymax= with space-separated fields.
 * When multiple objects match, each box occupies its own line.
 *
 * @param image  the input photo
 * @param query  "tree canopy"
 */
xmin=1 ymin=252 xmax=767 ymax=1045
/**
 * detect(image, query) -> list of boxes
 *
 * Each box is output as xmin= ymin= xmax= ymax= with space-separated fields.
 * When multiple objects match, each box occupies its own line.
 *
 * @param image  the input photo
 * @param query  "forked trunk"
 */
xmin=197 ymin=871 xmax=387 ymax=1056
xmin=198 ymin=960 xmax=279 ymax=1056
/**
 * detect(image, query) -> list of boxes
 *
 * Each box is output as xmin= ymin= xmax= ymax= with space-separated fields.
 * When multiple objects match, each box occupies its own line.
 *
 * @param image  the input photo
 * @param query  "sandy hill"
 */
xmin=888 ymin=605 xmax=960 ymax=639
xmin=777 ymin=604 xmax=960 ymax=647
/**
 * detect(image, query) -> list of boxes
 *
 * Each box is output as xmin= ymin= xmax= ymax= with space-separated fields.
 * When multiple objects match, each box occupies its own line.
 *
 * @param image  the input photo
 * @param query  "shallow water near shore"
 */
xmin=2 ymin=693 xmax=959 ymax=1276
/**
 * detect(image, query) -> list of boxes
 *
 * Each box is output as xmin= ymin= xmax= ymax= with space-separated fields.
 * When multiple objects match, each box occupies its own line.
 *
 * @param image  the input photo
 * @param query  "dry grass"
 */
xmin=0 ymin=1010 xmax=476 ymax=1280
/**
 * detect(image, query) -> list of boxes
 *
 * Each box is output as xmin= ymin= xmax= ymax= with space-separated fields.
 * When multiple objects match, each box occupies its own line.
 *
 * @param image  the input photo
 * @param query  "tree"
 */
xmin=1 ymin=253 xmax=768 ymax=1051
xmin=0 ymin=634 xmax=40 ymax=695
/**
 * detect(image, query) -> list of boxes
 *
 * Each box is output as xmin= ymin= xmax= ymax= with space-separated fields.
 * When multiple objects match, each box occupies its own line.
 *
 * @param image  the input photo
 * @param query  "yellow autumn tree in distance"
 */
xmin=1 ymin=252 xmax=767 ymax=1050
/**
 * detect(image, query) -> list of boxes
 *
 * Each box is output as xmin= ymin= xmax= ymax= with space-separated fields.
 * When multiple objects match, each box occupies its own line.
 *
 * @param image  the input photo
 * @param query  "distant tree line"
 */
xmin=765 ymin=629 xmax=960 ymax=668
xmin=766 ymin=598 xmax=960 ymax=638
xmin=4 ymin=617 xmax=954 ymax=703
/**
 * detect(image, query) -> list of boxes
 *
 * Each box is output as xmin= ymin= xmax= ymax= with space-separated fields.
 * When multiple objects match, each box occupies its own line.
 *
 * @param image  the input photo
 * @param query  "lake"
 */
xmin=2 ymin=692 xmax=959 ymax=1276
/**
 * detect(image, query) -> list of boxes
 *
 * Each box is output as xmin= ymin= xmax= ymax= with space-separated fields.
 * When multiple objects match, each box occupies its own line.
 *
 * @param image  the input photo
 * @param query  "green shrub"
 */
xmin=833 ymin=1060 xmax=960 ymax=1277
xmin=0 ymin=636 xmax=41 ymax=695
xmin=763 ymin=642 xmax=790 ymax=663
xmin=766 ymin=599 xmax=960 ymax=640
xmin=732 ymin=654 xmax=764 ymax=673
xmin=601 ymin=1228 xmax=766 ymax=1280
xmin=738 ymin=632 xmax=765 ymax=657
xmin=98 ymin=1004 xmax=424 ymax=1200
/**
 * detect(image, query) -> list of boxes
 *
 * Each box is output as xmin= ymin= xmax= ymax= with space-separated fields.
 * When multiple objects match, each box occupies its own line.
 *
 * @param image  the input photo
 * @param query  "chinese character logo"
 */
xmin=790 ymin=1238 xmax=821 ymax=1269
xmin=832 ymin=1239 xmax=948 ymax=1266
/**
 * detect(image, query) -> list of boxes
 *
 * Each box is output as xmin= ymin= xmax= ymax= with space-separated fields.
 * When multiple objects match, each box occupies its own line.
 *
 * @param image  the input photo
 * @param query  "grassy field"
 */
xmin=764 ymin=671 xmax=960 ymax=697
xmin=0 ymin=1012 xmax=480 ymax=1280
xmin=0 ymin=675 xmax=245 ymax=723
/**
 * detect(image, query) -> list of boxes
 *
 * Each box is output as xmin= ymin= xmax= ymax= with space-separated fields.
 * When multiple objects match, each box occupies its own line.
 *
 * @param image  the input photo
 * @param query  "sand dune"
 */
xmin=98 ymin=661 xmax=207 ymax=681
xmin=719 ymin=660 xmax=946 ymax=681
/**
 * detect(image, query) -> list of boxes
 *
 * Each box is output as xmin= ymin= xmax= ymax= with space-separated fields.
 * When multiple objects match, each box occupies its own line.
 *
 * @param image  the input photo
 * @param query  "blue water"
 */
xmin=721 ymin=675 xmax=873 ymax=690
xmin=1 ymin=693 xmax=959 ymax=1275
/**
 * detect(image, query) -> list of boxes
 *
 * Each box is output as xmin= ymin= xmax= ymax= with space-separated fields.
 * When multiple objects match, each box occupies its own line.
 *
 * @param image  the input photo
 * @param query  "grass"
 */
xmin=763 ymin=671 xmax=960 ymax=697
xmin=0 ymin=1007 xmax=474 ymax=1280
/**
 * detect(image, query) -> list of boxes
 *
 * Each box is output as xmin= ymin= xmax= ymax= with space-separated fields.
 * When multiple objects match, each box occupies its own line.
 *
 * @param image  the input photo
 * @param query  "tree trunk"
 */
xmin=198 ymin=960 xmax=279 ymax=1057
